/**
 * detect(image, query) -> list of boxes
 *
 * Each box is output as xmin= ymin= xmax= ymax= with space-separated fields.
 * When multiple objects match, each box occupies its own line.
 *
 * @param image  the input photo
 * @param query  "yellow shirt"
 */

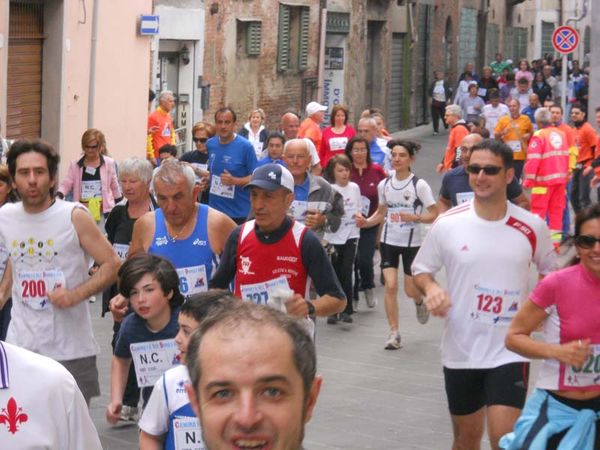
xmin=495 ymin=115 xmax=534 ymax=161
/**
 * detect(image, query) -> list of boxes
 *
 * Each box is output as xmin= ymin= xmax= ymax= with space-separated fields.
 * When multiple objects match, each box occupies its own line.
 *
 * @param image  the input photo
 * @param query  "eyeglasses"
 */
xmin=84 ymin=144 xmax=99 ymax=149
xmin=574 ymin=235 xmax=600 ymax=249
xmin=193 ymin=137 xmax=208 ymax=143
xmin=466 ymin=164 xmax=503 ymax=176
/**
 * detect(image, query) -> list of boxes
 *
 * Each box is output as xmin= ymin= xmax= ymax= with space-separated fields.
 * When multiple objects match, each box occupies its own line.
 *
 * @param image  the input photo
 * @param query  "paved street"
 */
xmin=89 ymin=125 xmax=495 ymax=449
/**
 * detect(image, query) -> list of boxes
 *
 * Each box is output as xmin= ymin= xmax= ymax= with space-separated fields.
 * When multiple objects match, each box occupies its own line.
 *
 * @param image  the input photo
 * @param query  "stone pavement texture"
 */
xmin=89 ymin=125 xmax=498 ymax=449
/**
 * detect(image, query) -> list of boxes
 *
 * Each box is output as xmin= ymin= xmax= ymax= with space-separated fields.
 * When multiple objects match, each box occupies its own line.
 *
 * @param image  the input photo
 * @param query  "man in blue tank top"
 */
xmin=109 ymin=160 xmax=236 ymax=323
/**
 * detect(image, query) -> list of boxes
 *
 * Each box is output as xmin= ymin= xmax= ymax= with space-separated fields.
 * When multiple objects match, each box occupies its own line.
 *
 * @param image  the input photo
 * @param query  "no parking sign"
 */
xmin=552 ymin=26 xmax=579 ymax=54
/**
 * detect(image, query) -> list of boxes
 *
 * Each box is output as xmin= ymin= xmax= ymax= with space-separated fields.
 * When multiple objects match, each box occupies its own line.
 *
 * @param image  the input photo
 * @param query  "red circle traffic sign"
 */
xmin=552 ymin=26 xmax=579 ymax=54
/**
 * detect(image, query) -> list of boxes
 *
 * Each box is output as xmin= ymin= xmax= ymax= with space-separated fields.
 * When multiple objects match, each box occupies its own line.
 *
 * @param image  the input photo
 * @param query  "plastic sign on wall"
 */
xmin=323 ymin=47 xmax=345 ymax=124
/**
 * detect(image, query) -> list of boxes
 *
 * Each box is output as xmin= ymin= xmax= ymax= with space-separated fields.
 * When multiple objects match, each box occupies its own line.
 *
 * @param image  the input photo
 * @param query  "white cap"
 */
xmin=305 ymin=101 xmax=327 ymax=117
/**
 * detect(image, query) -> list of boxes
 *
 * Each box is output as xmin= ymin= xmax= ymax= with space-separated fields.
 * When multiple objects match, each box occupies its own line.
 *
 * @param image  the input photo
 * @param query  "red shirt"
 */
xmin=350 ymin=163 xmax=386 ymax=217
xmin=319 ymin=125 xmax=356 ymax=168
xmin=234 ymin=220 xmax=310 ymax=300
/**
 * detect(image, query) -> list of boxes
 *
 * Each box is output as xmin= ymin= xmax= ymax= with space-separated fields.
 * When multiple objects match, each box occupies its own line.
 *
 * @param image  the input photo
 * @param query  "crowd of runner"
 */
xmin=0 ymin=52 xmax=599 ymax=450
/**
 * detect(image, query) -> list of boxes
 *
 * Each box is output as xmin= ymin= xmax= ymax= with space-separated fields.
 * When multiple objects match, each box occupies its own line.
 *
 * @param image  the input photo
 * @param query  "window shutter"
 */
xmin=298 ymin=6 xmax=310 ymax=70
xmin=246 ymin=21 xmax=262 ymax=56
xmin=277 ymin=5 xmax=291 ymax=71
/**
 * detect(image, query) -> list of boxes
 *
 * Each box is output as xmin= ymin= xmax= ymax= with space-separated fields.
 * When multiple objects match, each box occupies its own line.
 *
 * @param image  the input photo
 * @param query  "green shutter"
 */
xmin=246 ymin=21 xmax=262 ymax=56
xmin=298 ymin=6 xmax=310 ymax=70
xmin=277 ymin=5 xmax=291 ymax=71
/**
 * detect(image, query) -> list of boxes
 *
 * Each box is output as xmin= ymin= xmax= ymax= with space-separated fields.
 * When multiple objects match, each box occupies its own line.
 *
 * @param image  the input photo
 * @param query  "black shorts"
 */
xmin=443 ymin=362 xmax=529 ymax=416
xmin=380 ymin=243 xmax=419 ymax=275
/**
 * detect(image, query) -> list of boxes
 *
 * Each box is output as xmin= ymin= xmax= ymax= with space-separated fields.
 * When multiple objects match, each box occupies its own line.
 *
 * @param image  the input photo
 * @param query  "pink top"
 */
xmin=531 ymin=263 xmax=600 ymax=391
xmin=515 ymin=70 xmax=533 ymax=87
xmin=319 ymin=125 xmax=356 ymax=168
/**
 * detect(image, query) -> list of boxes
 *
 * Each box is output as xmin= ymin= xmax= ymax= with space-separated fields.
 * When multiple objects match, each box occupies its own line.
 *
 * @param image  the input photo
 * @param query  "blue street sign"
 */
xmin=140 ymin=15 xmax=159 ymax=36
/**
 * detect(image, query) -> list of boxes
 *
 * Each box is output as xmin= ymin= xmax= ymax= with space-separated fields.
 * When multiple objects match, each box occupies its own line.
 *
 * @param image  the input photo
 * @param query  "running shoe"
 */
xmin=365 ymin=289 xmax=377 ymax=308
xmin=327 ymin=315 xmax=338 ymax=324
xmin=120 ymin=405 xmax=139 ymax=422
xmin=415 ymin=299 xmax=430 ymax=324
xmin=384 ymin=331 xmax=401 ymax=350
xmin=353 ymin=298 xmax=359 ymax=312
xmin=340 ymin=312 xmax=353 ymax=323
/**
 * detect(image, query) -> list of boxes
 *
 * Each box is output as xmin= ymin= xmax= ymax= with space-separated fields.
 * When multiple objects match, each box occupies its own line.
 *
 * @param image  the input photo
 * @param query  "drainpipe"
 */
xmin=317 ymin=0 xmax=327 ymax=102
xmin=87 ymin=0 xmax=100 ymax=128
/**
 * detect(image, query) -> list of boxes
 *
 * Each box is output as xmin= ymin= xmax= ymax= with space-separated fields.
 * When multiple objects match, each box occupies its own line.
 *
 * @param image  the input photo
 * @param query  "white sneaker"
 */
xmin=384 ymin=331 xmax=401 ymax=350
xmin=120 ymin=405 xmax=139 ymax=422
xmin=353 ymin=299 xmax=359 ymax=312
xmin=415 ymin=299 xmax=430 ymax=324
xmin=365 ymin=289 xmax=377 ymax=308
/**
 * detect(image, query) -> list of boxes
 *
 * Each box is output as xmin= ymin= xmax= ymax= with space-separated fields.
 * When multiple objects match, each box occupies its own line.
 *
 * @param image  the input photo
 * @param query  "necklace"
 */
xmin=167 ymin=206 xmax=197 ymax=242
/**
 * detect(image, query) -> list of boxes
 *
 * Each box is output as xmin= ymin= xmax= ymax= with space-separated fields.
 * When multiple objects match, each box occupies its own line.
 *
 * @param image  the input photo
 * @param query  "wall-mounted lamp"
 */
xmin=180 ymin=45 xmax=190 ymax=65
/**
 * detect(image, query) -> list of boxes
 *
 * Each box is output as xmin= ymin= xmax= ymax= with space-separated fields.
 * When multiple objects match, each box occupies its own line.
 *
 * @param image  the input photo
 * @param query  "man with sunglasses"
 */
xmin=413 ymin=139 xmax=556 ymax=450
xmin=438 ymin=133 xmax=529 ymax=213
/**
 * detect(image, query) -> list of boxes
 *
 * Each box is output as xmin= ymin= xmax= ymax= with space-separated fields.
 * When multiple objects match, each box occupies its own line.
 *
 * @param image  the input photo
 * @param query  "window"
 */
xmin=277 ymin=4 xmax=310 ymax=72
xmin=237 ymin=19 xmax=262 ymax=57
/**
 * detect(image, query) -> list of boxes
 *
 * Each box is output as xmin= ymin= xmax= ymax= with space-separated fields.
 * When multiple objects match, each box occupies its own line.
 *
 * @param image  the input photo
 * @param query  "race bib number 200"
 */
xmin=16 ymin=269 xmax=66 ymax=310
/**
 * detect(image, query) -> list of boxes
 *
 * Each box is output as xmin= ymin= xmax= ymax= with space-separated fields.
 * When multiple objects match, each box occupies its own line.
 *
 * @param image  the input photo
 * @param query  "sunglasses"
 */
xmin=84 ymin=144 xmax=99 ymax=149
xmin=466 ymin=164 xmax=503 ymax=176
xmin=574 ymin=235 xmax=600 ymax=249
xmin=193 ymin=137 xmax=208 ymax=143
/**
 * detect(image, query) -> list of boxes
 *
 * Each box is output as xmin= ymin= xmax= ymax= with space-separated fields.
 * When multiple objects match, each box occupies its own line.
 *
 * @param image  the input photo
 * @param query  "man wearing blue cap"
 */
xmin=209 ymin=163 xmax=346 ymax=319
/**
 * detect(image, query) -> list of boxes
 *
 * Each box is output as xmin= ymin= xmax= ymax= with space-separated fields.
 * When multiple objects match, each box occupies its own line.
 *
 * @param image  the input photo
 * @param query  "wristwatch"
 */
xmin=305 ymin=300 xmax=316 ymax=316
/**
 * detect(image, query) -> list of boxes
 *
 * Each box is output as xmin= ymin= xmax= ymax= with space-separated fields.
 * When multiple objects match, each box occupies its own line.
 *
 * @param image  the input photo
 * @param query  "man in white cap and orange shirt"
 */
xmin=298 ymin=101 xmax=328 ymax=153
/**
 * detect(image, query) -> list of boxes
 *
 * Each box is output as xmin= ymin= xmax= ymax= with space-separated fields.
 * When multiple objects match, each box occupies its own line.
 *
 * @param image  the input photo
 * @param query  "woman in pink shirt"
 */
xmin=514 ymin=59 xmax=533 ymax=89
xmin=503 ymin=205 xmax=600 ymax=449
xmin=320 ymin=104 xmax=356 ymax=168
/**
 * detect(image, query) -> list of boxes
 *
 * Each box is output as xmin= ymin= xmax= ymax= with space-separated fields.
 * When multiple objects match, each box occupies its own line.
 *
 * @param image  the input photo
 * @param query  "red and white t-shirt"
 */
xmin=412 ymin=200 xmax=556 ymax=369
xmin=531 ymin=263 xmax=600 ymax=391
xmin=319 ymin=125 xmax=356 ymax=168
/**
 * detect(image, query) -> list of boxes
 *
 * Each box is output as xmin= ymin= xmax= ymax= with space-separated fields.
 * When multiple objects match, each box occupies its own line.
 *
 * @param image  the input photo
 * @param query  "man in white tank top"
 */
xmin=0 ymin=140 xmax=120 ymax=406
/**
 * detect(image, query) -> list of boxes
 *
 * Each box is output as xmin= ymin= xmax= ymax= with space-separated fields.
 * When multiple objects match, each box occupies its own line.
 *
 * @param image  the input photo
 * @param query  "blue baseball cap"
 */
xmin=245 ymin=163 xmax=295 ymax=192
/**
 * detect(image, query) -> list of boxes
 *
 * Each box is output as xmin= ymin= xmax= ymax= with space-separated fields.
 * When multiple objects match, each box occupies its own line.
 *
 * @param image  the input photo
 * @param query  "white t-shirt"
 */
xmin=0 ymin=341 xmax=102 ymax=449
xmin=139 ymin=364 xmax=203 ymax=448
xmin=324 ymin=182 xmax=361 ymax=245
xmin=481 ymin=103 xmax=509 ymax=135
xmin=411 ymin=200 xmax=556 ymax=369
xmin=0 ymin=200 xmax=99 ymax=360
xmin=378 ymin=173 xmax=436 ymax=247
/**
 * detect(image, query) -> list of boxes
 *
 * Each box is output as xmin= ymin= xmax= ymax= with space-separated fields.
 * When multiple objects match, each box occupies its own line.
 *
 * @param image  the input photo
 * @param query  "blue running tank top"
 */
xmin=148 ymin=204 xmax=215 ymax=297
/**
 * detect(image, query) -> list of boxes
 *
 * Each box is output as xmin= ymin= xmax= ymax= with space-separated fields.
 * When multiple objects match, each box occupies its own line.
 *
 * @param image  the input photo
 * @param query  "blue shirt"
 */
xmin=148 ymin=205 xmax=215 ymax=297
xmin=370 ymin=139 xmax=386 ymax=166
xmin=294 ymin=176 xmax=310 ymax=202
xmin=522 ymin=105 xmax=538 ymax=125
xmin=256 ymin=156 xmax=286 ymax=168
xmin=207 ymin=135 xmax=257 ymax=218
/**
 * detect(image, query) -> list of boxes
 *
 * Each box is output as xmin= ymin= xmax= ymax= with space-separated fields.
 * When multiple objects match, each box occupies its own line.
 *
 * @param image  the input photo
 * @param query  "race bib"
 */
xmin=240 ymin=276 xmax=291 ymax=309
xmin=130 ymin=339 xmax=180 ymax=387
xmin=173 ymin=417 xmax=204 ymax=450
xmin=469 ymin=284 xmax=521 ymax=325
xmin=176 ymin=265 xmax=208 ymax=296
xmin=81 ymin=180 xmax=102 ymax=200
xmin=289 ymin=200 xmax=308 ymax=222
xmin=456 ymin=192 xmax=474 ymax=205
xmin=329 ymin=137 xmax=348 ymax=151
xmin=507 ymin=140 xmax=522 ymax=153
xmin=560 ymin=345 xmax=600 ymax=390
xmin=210 ymin=175 xmax=235 ymax=199
xmin=113 ymin=243 xmax=129 ymax=261
xmin=477 ymin=88 xmax=487 ymax=97
xmin=16 ymin=269 xmax=65 ymax=310
xmin=190 ymin=163 xmax=209 ymax=183
xmin=467 ymin=106 xmax=476 ymax=115
xmin=361 ymin=196 xmax=371 ymax=216
xmin=387 ymin=206 xmax=416 ymax=230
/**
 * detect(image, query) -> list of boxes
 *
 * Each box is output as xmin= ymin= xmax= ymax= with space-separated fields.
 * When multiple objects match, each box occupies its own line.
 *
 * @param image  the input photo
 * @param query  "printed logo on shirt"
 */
xmin=277 ymin=255 xmax=298 ymax=263
xmin=192 ymin=238 xmax=207 ymax=246
xmin=240 ymin=256 xmax=255 ymax=275
xmin=10 ymin=237 xmax=58 ymax=265
xmin=0 ymin=397 xmax=28 ymax=434
xmin=176 ymin=379 xmax=187 ymax=394
xmin=461 ymin=245 xmax=469 ymax=252
xmin=155 ymin=236 xmax=169 ymax=247
xmin=549 ymin=131 xmax=563 ymax=149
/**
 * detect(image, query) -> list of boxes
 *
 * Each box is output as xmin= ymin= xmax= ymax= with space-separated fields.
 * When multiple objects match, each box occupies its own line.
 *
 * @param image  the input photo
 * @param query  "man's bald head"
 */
xmin=280 ymin=112 xmax=300 ymax=140
xmin=460 ymin=133 xmax=484 ymax=166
